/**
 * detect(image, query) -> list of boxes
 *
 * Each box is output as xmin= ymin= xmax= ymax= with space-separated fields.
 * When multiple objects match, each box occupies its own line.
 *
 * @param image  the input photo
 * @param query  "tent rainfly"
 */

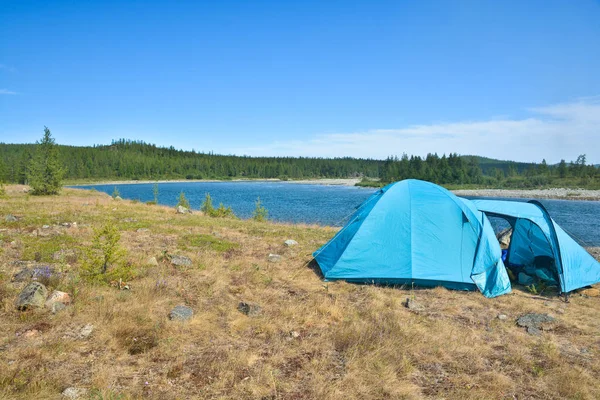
xmin=313 ymin=179 xmax=512 ymax=298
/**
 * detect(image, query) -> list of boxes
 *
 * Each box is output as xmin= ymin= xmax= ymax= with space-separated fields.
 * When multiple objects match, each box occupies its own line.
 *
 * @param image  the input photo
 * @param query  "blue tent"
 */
xmin=313 ymin=179 xmax=511 ymax=298
xmin=472 ymin=199 xmax=600 ymax=294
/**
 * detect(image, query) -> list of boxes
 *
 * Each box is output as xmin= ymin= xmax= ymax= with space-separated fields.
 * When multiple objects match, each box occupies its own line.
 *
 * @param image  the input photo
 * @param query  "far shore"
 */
xmin=65 ymin=178 xmax=600 ymax=201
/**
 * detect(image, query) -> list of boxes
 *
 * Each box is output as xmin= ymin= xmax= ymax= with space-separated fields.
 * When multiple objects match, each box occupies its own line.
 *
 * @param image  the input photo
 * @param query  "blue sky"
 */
xmin=1 ymin=0 xmax=599 ymax=163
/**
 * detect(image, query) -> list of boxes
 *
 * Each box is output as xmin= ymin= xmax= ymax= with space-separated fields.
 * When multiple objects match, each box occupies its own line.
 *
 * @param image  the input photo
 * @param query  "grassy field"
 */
xmin=1 ymin=185 xmax=600 ymax=399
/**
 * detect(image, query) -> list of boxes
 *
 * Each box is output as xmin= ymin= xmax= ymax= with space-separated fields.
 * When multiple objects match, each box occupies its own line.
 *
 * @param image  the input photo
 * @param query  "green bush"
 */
xmin=201 ymin=192 xmax=236 ymax=218
xmin=200 ymin=192 xmax=214 ymax=215
xmin=112 ymin=186 xmax=121 ymax=199
xmin=252 ymin=197 xmax=268 ymax=222
xmin=176 ymin=191 xmax=190 ymax=209
xmin=82 ymin=223 xmax=131 ymax=284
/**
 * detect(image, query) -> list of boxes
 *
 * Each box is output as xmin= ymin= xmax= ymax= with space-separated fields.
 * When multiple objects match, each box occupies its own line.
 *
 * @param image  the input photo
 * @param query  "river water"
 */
xmin=73 ymin=181 xmax=600 ymax=246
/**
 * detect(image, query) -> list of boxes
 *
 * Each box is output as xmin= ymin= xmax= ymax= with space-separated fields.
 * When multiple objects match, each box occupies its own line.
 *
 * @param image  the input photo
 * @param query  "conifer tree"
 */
xmin=28 ymin=127 xmax=65 ymax=195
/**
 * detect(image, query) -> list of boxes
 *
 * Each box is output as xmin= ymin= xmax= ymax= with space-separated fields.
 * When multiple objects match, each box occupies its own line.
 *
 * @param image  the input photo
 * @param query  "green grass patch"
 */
xmin=21 ymin=234 xmax=79 ymax=263
xmin=179 ymin=234 xmax=239 ymax=253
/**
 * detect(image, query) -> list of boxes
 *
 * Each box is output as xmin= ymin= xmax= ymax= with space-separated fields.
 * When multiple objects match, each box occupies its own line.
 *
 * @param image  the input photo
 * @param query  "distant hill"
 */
xmin=461 ymin=155 xmax=536 ymax=175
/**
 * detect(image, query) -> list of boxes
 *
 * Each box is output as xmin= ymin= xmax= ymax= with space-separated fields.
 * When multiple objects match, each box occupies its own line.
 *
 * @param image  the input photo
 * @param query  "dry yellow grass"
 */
xmin=1 ymin=185 xmax=599 ymax=399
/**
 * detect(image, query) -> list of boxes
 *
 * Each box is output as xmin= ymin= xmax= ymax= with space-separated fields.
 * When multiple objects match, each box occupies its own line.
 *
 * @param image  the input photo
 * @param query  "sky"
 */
xmin=1 ymin=0 xmax=599 ymax=163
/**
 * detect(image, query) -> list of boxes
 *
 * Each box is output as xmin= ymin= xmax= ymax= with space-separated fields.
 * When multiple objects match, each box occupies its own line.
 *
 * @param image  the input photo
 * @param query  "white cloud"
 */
xmin=0 ymin=89 xmax=17 ymax=95
xmin=225 ymin=98 xmax=600 ymax=164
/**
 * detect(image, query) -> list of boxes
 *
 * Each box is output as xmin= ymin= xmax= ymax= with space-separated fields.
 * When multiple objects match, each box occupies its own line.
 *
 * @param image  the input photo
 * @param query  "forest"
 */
xmin=0 ymin=139 xmax=598 ymax=189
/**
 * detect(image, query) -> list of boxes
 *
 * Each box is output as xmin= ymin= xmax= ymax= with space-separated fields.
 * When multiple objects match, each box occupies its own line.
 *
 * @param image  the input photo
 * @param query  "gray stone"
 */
xmin=78 ymin=324 xmax=94 ymax=339
xmin=170 ymin=255 xmax=192 ymax=267
xmin=42 ymin=225 xmax=50 ymax=229
xmin=237 ymin=301 xmax=262 ymax=317
xmin=51 ymin=302 xmax=67 ymax=314
xmin=147 ymin=256 xmax=159 ymax=266
xmin=62 ymin=387 xmax=88 ymax=399
xmin=284 ymin=239 xmax=298 ymax=247
xmin=403 ymin=297 xmax=425 ymax=311
xmin=5 ymin=214 xmax=18 ymax=222
xmin=114 ymin=196 xmax=122 ymax=201
xmin=16 ymin=282 xmax=48 ymax=310
xmin=518 ymin=272 xmax=534 ymax=286
xmin=12 ymin=268 xmax=33 ymax=282
xmin=137 ymin=228 xmax=149 ymax=233
xmin=497 ymin=314 xmax=508 ymax=320
xmin=176 ymin=205 xmax=191 ymax=214
xmin=516 ymin=313 xmax=555 ymax=335
xmin=268 ymin=254 xmax=282 ymax=263
xmin=45 ymin=290 xmax=71 ymax=310
xmin=169 ymin=305 xmax=194 ymax=321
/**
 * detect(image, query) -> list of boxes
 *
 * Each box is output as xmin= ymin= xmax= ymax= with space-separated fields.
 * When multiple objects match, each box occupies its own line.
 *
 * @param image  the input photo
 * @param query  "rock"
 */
xmin=290 ymin=330 xmax=301 ymax=339
xmin=42 ymin=225 xmax=50 ymax=229
xmin=5 ymin=214 xmax=18 ymax=222
xmin=122 ymin=218 xmax=137 ymax=223
xmin=51 ymin=302 xmax=67 ymax=314
xmin=176 ymin=205 xmax=191 ymax=214
xmin=284 ymin=239 xmax=298 ymax=247
xmin=518 ymin=272 xmax=534 ymax=286
xmin=137 ymin=228 xmax=149 ymax=233
xmin=16 ymin=282 xmax=48 ymax=310
xmin=403 ymin=297 xmax=425 ymax=311
xmin=170 ymin=255 xmax=192 ymax=267
xmin=114 ymin=196 xmax=122 ymax=201
xmin=60 ymin=222 xmax=72 ymax=228
xmin=147 ymin=257 xmax=159 ymax=266
xmin=237 ymin=301 xmax=262 ymax=317
xmin=62 ymin=387 xmax=88 ymax=399
xmin=78 ymin=324 xmax=94 ymax=339
xmin=516 ymin=313 xmax=555 ymax=335
xmin=268 ymin=254 xmax=282 ymax=263
xmin=12 ymin=268 xmax=33 ymax=282
xmin=168 ymin=305 xmax=194 ymax=321
xmin=580 ymin=288 xmax=600 ymax=297
xmin=23 ymin=329 xmax=40 ymax=338
xmin=497 ymin=314 xmax=508 ymax=321
xmin=45 ymin=290 xmax=71 ymax=310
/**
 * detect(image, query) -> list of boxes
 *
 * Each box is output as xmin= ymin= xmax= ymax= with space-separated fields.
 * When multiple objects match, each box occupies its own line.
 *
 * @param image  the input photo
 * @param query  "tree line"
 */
xmin=0 ymin=132 xmax=598 ymax=189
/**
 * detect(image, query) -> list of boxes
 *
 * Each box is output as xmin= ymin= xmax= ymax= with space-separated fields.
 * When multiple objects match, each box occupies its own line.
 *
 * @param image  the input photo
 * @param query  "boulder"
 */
xmin=114 ymin=196 xmax=122 ymax=201
xmin=45 ymin=290 xmax=72 ymax=310
xmin=62 ymin=387 xmax=88 ymax=399
xmin=237 ymin=301 xmax=262 ymax=317
xmin=176 ymin=205 xmax=191 ymax=214
xmin=497 ymin=314 xmax=508 ymax=321
xmin=516 ymin=313 xmax=555 ymax=335
xmin=5 ymin=214 xmax=18 ymax=222
xmin=147 ymin=257 xmax=159 ymax=266
xmin=268 ymin=254 xmax=282 ymax=263
xmin=403 ymin=297 xmax=425 ymax=311
xmin=284 ymin=239 xmax=298 ymax=247
xmin=16 ymin=282 xmax=48 ymax=310
xmin=170 ymin=255 xmax=192 ymax=267
xmin=169 ymin=305 xmax=194 ymax=321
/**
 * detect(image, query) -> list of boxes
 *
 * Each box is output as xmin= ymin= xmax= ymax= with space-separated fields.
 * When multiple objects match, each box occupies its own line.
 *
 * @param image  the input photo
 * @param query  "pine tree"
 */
xmin=28 ymin=127 xmax=65 ymax=195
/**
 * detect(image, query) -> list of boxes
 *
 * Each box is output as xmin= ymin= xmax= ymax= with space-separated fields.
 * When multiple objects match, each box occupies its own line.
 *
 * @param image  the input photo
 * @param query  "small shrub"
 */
xmin=177 ymin=191 xmax=190 ymax=209
xmin=200 ymin=192 xmax=236 ymax=218
xmin=112 ymin=186 xmax=121 ymax=199
xmin=82 ymin=223 xmax=130 ymax=284
xmin=252 ymin=196 xmax=268 ymax=222
xmin=200 ymin=192 xmax=215 ymax=215
xmin=152 ymin=182 xmax=159 ymax=203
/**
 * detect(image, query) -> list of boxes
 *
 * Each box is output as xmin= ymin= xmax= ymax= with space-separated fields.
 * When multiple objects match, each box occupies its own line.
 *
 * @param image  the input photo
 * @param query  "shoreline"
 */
xmin=453 ymin=188 xmax=600 ymax=201
xmin=66 ymin=179 xmax=600 ymax=200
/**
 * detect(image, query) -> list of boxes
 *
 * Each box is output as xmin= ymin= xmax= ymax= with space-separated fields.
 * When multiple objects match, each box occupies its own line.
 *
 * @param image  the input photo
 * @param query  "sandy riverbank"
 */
xmin=452 ymin=188 xmax=600 ymax=201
